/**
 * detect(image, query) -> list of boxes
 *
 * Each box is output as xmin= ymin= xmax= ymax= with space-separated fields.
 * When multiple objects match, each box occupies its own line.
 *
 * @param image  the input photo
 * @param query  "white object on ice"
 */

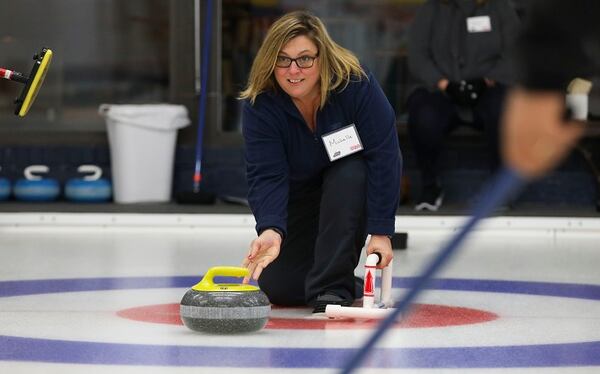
xmin=325 ymin=253 xmax=395 ymax=319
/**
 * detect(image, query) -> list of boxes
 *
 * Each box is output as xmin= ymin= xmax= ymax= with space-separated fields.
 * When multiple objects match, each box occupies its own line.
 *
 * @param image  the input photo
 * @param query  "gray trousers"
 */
xmin=257 ymin=154 xmax=367 ymax=306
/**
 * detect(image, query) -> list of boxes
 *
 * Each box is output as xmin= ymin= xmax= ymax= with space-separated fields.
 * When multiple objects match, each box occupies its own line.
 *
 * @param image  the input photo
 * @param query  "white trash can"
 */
xmin=99 ymin=104 xmax=190 ymax=203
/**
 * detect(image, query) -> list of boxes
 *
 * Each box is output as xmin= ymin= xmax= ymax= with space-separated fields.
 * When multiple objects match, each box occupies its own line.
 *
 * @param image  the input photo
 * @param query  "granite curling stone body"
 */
xmin=180 ymin=266 xmax=271 ymax=334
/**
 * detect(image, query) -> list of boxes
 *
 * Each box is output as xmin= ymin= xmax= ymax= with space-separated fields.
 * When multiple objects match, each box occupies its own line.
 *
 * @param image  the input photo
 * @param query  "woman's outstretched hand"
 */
xmin=242 ymin=228 xmax=283 ymax=283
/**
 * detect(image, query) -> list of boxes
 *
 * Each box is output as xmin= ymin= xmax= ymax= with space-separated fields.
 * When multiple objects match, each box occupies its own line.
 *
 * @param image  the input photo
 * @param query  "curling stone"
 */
xmin=14 ymin=165 xmax=60 ymax=201
xmin=0 ymin=167 xmax=10 ymax=201
xmin=180 ymin=266 xmax=271 ymax=334
xmin=0 ymin=177 xmax=10 ymax=200
xmin=65 ymin=165 xmax=112 ymax=202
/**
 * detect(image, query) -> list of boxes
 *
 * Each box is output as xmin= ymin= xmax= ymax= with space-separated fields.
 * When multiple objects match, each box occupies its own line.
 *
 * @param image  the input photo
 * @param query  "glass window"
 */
xmin=0 ymin=0 xmax=169 ymax=132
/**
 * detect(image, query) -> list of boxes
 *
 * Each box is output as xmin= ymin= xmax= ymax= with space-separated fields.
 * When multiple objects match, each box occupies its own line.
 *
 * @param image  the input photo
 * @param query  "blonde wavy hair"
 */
xmin=239 ymin=11 xmax=366 ymax=109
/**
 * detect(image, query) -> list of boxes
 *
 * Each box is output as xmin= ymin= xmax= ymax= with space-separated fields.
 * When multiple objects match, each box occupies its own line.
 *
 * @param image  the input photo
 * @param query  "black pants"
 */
xmin=257 ymin=154 xmax=367 ymax=306
xmin=407 ymin=85 xmax=507 ymax=187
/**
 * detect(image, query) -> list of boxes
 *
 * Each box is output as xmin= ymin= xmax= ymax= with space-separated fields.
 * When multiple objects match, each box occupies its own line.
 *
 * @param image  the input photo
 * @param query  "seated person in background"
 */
xmin=406 ymin=0 xmax=520 ymax=211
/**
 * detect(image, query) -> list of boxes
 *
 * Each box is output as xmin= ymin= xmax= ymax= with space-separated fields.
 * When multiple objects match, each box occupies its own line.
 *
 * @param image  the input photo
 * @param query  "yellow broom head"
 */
xmin=15 ymin=48 xmax=52 ymax=117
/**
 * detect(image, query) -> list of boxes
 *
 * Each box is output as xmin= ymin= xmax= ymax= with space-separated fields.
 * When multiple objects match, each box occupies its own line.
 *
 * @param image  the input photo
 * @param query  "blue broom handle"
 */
xmin=194 ymin=0 xmax=213 ymax=191
xmin=341 ymin=167 xmax=526 ymax=373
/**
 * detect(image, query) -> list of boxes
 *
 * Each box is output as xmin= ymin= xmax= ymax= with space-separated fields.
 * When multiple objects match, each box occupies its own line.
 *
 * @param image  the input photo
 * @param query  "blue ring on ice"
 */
xmin=0 ymin=276 xmax=599 ymax=368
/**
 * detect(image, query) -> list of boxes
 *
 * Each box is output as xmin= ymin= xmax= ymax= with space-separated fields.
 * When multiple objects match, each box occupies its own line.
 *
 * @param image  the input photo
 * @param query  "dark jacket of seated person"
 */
xmin=405 ymin=0 xmax=520 ymax=211
xmin=408 ymin=0 xmax=519 ymax=92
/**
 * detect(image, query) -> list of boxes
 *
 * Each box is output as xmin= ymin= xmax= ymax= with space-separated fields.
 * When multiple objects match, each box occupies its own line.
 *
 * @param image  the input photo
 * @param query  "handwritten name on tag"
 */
xmin=466 ymin=16 xmax=491 ymax=33
xmin=322 ymin=124 xmax=364 ymax=162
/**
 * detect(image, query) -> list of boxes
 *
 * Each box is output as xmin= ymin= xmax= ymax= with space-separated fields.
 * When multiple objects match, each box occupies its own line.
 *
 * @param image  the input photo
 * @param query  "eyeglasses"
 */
xmin=275 ymin=54 xmax=318 ymax=68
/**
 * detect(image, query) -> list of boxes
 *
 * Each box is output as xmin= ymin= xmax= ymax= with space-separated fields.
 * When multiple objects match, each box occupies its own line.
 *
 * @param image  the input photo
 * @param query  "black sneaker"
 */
xmin=415 ymin=184 xmax=444 ymax=212
xmin=312 ymin=292 xmax=353 ymax=314
xmin=355 ymin=276 xmax=364 ymax=299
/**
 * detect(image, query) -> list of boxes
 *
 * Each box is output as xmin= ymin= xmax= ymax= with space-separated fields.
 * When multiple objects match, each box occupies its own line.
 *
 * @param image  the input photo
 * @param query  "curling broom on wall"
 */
xmin=176 ymin=0 xmax=216 ymax=204
xmin=1 ymin=47 xmax=52 ymax=117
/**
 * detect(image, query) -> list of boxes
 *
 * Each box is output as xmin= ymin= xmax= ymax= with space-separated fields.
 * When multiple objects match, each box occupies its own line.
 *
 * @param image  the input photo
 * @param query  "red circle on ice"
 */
xmin=117 ymin=303 xmax=498 ymax=329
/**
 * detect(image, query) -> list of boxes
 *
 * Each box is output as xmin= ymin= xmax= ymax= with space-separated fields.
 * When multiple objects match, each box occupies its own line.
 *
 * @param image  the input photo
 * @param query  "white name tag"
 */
xmin=466 ymin=16 xmax=491 ymax=33
xmin=322 ymin=124 xmax=364 ymax=162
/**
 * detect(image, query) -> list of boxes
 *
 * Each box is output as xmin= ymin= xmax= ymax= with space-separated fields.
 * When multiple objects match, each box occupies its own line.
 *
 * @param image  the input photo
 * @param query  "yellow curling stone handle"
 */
xmin=192 ymin=266 xmax=259 ymax=292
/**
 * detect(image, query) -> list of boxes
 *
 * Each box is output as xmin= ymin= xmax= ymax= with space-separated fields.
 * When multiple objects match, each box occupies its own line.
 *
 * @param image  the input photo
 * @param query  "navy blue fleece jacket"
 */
xmin=242 ymin=70 xmax=402 ymax=238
